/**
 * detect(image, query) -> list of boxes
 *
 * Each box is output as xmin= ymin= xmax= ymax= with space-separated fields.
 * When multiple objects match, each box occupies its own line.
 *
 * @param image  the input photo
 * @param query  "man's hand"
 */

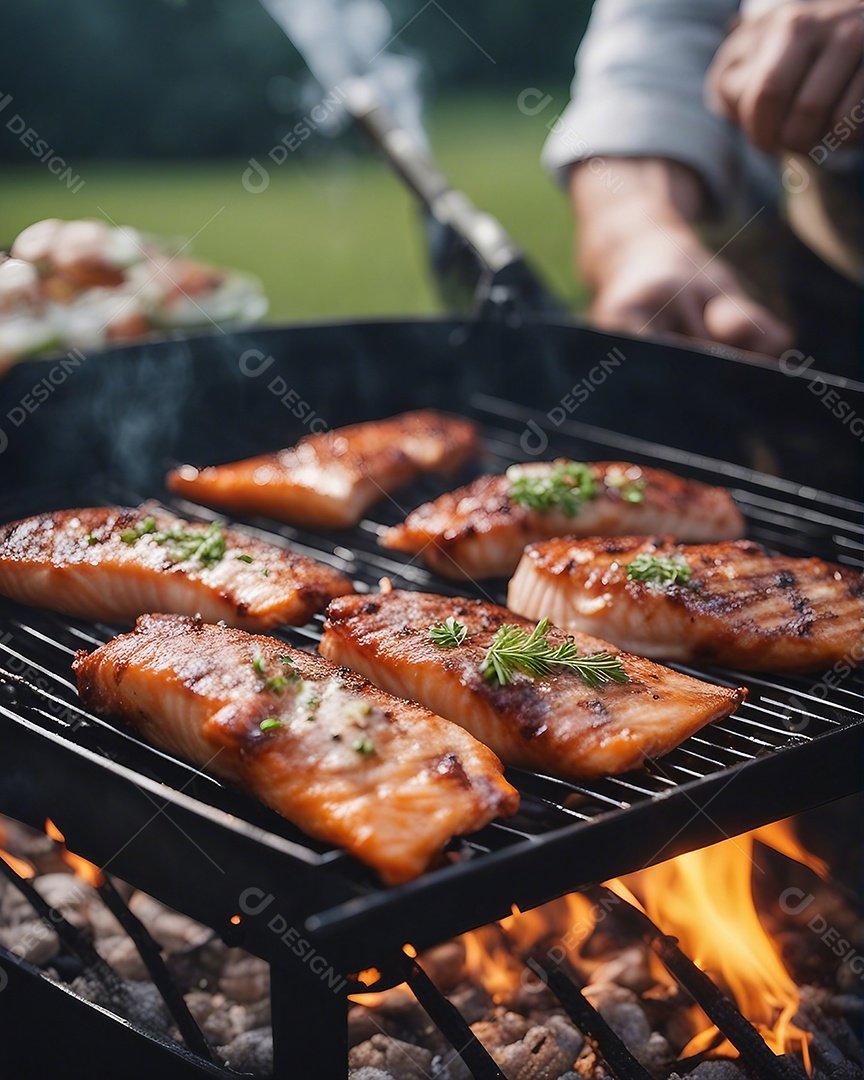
xmin=588 ymin=228 xmax=794 ymax=355
xmin=571 ymin=158 xmax=794 ymax=356
xmin=707 ymin=0 xmax=864 ymax=155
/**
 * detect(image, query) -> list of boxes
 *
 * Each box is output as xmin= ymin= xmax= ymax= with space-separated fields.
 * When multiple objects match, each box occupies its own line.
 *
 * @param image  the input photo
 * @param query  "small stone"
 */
xmin=471 ymin=1008 xmax=533 ymax=1050
xmin=97 ymin=935 xmax=149 ymax=980
xmin=669 ymin=1063 xmax=745 ymax=1080
xmin=219 ymin=1026 xmax=273 ymax=1075
xmin=492 ymin=1014 xmax=584 ymax=1079
xmin=589 ymin=946 xmax=653 ymax=994
xmin=0 ymin=920 xmax=59 ymax=964
xmin=219 ymin=954 xmax=270 ymax=1004
xmin=349 ymin=1033 xmax=433 ymax=1079
xmin=420 ymin=941 xmax=466 ymax=994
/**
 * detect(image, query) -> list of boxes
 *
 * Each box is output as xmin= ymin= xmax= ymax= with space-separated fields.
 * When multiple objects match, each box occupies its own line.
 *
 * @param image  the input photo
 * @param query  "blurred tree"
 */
xmin=0 ymin=0 xmax=590 ymax=161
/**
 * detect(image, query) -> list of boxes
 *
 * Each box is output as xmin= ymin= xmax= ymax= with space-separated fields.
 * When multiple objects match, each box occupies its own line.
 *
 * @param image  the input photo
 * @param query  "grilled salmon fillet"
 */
xmin=0 ymin=504 xmax=353 ymax=630
xmin=74 ymin=614 xmax=518 ymax=884
xmin=320 ymin=589 xmax=746 ymax=780
xmin=166 ymin=410 xmax=479 ymax=529
xmin=381 ymin=461 xmax=745 ymax=580
xmin=508 ymin=536 xmax=864 ymax=673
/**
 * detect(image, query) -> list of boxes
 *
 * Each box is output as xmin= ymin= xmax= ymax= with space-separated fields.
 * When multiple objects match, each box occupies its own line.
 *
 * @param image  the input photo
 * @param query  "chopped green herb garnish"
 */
xmin=353 ymin=736 xmax=375 ymax=754
xmin=481 ymin=617 xmax=629 ymax=689
xmin=261 ymin=568 xmax=270 ymax=578
xmin=120 ymin=517 xmax=226 ymax=568
xmin=86 ymin=534 xmax=100 ymax=546
xmin=508 ymin=462 xmax=596 ymax=517
xmin=430 ymin=617 xmax=467 ymax=649
xmin=264 ymin=674 xmax=293 ymax=694
xmin=605 ymin=472 xmax=646 ymax=503
xmin=235 ymin=553 xmax=255 ymax=564
xmin=252 ymin=655 xmax=266 ymax=675
xmin=120 ymin=516 xmax=157 ymax=544
xmin=259 ymin=717 xmax=283 ymax=733
xmin=626 ymin=553 xmax=692 ymax=588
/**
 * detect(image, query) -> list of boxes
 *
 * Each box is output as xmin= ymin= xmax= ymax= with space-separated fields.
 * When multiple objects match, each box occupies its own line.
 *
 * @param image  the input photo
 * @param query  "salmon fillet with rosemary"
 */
xmin=381 ymin=460 xmax=745 ymax=580
xmin=508 ymin=536 xmax=864 ymax=674
xmin=74 ymin=615 xmax=518 ymax=885
xmin=166 ymin=410 xmax=479 ymax=529
xmin=0 ymin=504 xmax=352 ymax=630
xmin=320 ymin=588 xmax=746 ymax=780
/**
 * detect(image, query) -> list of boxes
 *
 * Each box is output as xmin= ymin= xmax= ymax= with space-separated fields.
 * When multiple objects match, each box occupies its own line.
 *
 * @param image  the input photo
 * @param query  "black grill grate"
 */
xmin=1 ymin=395 xmax=862 ymax=975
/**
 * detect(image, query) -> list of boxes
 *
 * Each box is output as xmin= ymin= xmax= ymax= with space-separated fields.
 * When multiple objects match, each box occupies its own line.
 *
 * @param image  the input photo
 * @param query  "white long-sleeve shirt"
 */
xmin=541 ymin=0 xmax=785 ymax=213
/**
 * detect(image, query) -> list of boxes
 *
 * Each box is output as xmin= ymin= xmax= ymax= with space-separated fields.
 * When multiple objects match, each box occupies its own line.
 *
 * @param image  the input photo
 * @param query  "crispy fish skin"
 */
xmin=166 ymin=410 xmax=479 ymax=529
xmin=73 ymin=614 xmax=518 ymax=885
xmin=381 ymin=461 xmax=745 ymax=580
xmin=320 ymin=590 xmax=746 ymax=781
xmin=508 ymin=536 xmax=864 ymax=673
xmin=0 ymin=504 xmax=353 ymax=630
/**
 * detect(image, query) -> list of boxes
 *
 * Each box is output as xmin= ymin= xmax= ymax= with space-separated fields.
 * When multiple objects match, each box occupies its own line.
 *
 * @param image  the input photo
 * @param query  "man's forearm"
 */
xmin=570 ymin=157 xmax=708 ymax=288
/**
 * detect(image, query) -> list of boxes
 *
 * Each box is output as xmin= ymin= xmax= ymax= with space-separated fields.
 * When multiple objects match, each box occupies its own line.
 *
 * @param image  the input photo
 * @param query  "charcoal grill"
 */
xmin=0 ymin=318 xmax=862 ymax=1077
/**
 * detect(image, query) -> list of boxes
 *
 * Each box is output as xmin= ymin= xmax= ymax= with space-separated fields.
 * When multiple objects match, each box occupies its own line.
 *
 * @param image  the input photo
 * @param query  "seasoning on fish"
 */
xmin=508 ymin=535 xmax=864 ymax=673
xmin=0 ymin=504 xmax=353 ymax=629
xmin=73 ymin=614 xmax=518 ymax=885
xmin=320 ymin=587 xmax=746 ymax=780
xmin=166 ymin=410 xmax=479 ymax=529
xmin=381 ymin=460 xmax=745 ymax=580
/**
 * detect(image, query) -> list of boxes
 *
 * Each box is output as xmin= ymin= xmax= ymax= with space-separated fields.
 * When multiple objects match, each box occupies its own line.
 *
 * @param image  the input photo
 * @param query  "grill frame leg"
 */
xmin=270 ymin=960 xmax=348 ymax=1079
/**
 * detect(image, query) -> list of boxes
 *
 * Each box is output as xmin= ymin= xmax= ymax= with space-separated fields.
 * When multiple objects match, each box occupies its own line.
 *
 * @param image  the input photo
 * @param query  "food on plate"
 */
xmin=508 ymin=535 xmax=864 ymax=673
xmin=167 ymin=411 xmax=479 ymax=530
xmin=380 ymin=460 xmax=745 ymax=580
xmin=74 ymin=614 xmax=519 ymax=884
xmin=320 ymin=586 xmax=746 ymax=780
xmin=0 ymin=219 xmax=267 ymax=373
xmin=0 ymin=503 xmax=352 ymax=629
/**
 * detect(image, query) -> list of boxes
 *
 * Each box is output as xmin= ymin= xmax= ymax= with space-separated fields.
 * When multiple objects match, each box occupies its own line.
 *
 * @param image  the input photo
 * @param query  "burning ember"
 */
xmin=0 ymin=810 xmax=861 ymax=1079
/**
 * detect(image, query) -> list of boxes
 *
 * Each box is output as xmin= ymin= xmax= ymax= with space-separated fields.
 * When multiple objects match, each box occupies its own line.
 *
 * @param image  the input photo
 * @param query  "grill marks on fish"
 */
xmin=0 ymin=504 xmax=353 ymax=630
xmin=166 ymin=410 xmax=479 ymax=529
xmin=507 ymin=536 xmax=864 ymax=673
xmin=73 ymin=614 xmax=519 ymax=885
xmin=380 ymin=462 xmax=745 ymax=580
xmin=320 ymin=590 xmax=746 ymax=781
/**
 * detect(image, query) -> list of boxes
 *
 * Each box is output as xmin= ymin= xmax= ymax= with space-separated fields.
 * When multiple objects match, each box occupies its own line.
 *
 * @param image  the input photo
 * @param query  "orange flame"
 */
xmin=0 ymin=820 xmax=36 ymax=879
xmin=461 ymin=892 xmax=596 ymax=1003
xmin=0 ymin=848 xmax=36 ymax=879
xmin=622 ymin=830 xmax=812 ymax=1069
xmin=754 ymin=817 xmax=830 ymax=880
xmin=45 ymin=819 xmax=104 ymax=888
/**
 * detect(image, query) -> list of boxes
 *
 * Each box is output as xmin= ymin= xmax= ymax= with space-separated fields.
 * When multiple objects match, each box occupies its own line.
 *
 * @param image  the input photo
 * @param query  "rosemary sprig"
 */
xmin=507 ymin=461 xmax=596 ymax=517
xmin=626 ymin=553 xmax=691 ymax=588
xmin=429 ymin=617 xmax=467 ymax=649
xmin=481 ymin=617 xmax=628 ymax=689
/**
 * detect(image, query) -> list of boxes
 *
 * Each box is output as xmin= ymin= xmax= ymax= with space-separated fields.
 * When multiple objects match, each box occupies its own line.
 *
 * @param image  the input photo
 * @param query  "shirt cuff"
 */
xmin=542 ymin=94 xmax=745 ymax=213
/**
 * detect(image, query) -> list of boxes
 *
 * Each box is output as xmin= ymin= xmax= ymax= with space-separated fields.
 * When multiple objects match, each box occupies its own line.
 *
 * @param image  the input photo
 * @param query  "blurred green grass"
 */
xmin=0 ymin=96 xmax=584 ymax=322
